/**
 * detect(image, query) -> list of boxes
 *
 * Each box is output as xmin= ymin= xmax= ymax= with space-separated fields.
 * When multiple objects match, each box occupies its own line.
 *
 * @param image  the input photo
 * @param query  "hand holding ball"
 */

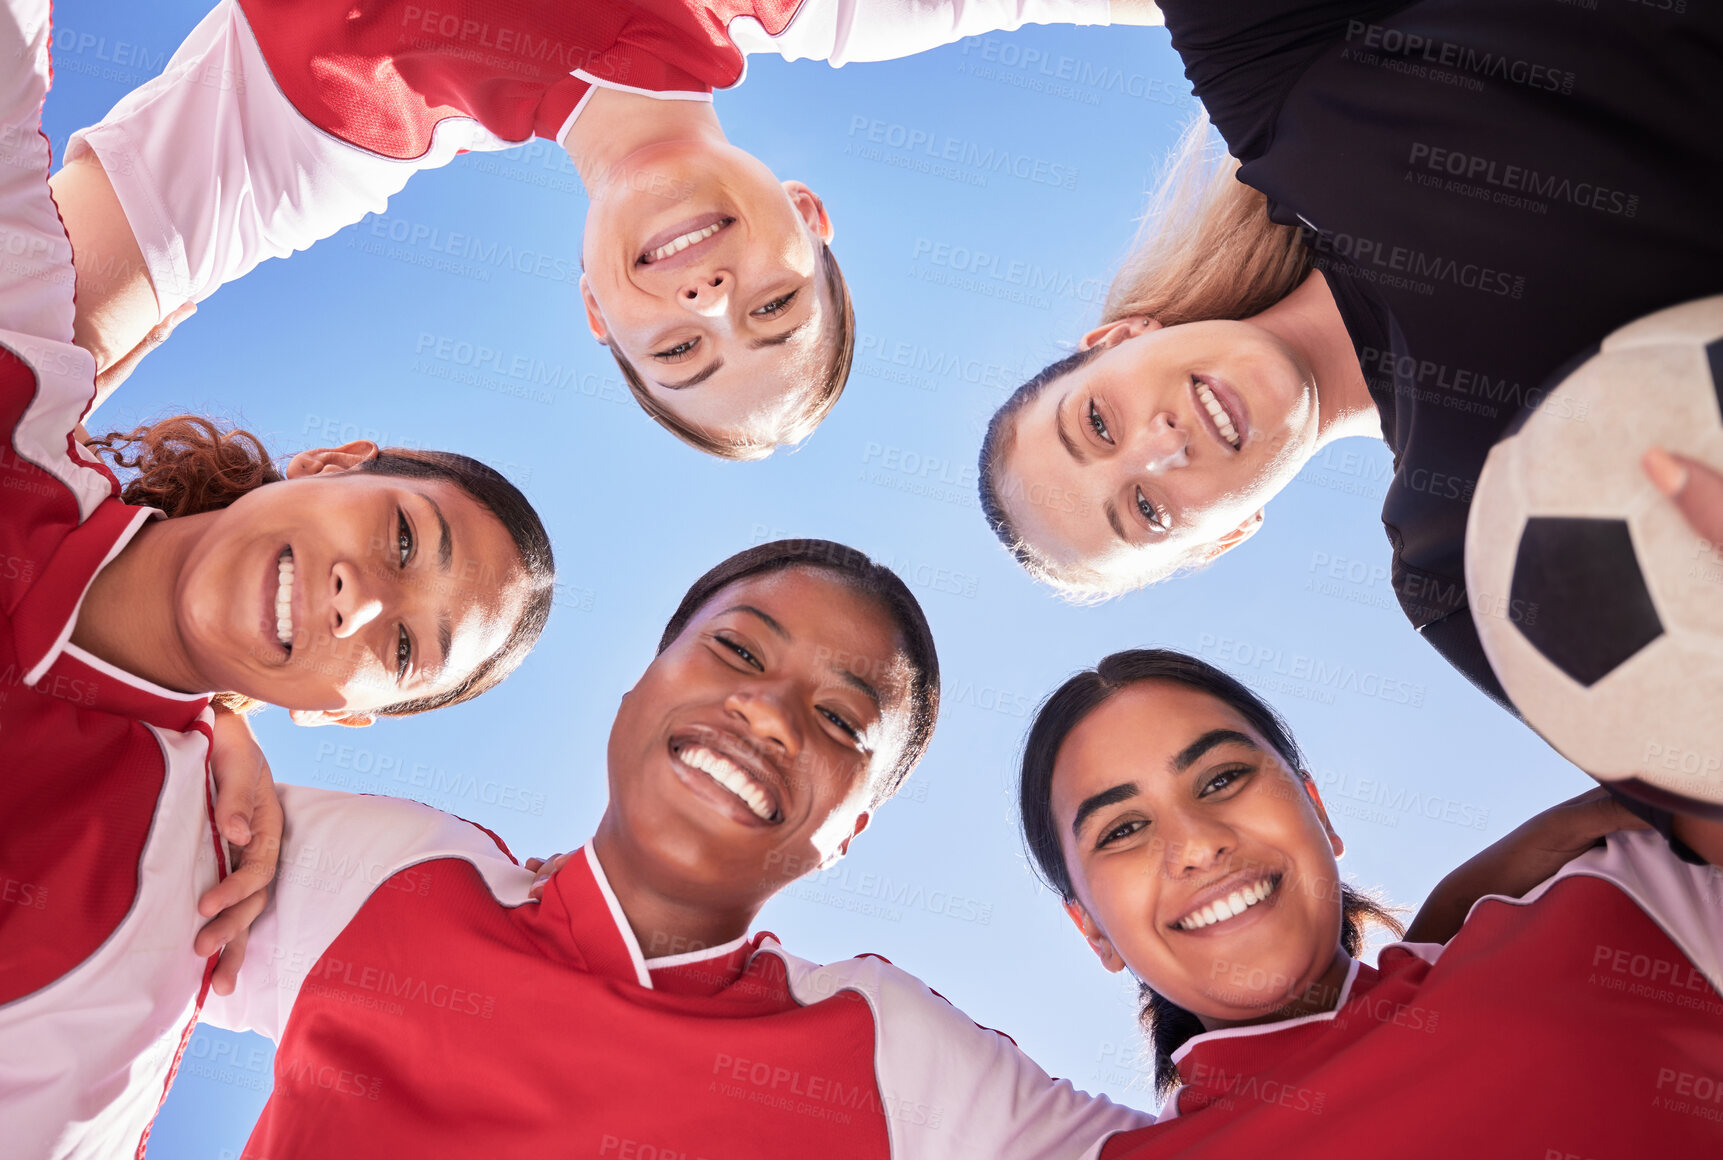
xmin=1467 ymin=297 xmax=1723 ymax=814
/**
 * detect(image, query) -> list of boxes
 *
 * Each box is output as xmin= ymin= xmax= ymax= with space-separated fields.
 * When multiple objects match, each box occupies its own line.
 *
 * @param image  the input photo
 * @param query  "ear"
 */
xmin=819 ymin=810 xmax=870 ymax=869
xmin=284 ymin=441 xmax=380 ymax=479
xmin=289 ymin=708 xmax=377 ymax=729
xmin=578 ymin=274 xmax=609 ymax=346
xmin=1296 ymin=771 xmax=1345 ymax=859
xmin=1078 ymin=315 xmax=1161 ymax=352
xmin=1201 ymin=509 xmax=1265 ymax=561
xmin=1063 ymin=899 xmax=1127 ymax=973
xmin=782 ymin=180 xmax=834 ymax=245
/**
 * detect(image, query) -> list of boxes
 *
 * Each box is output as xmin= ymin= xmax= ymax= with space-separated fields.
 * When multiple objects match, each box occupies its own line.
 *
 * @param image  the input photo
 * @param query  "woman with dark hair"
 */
xmin=0 ymin=18 xmax=555 ymax=1154
xmin=162 ymin=539 xmax=1152 ymax=1158
xmin=1018 ymin=648 xmax=1723 ymax=1153
xmin=977 ymin=1 xmax=1723 ymax=815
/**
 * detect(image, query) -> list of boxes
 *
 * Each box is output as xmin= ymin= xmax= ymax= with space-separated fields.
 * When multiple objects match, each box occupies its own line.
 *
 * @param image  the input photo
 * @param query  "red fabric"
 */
xmin=240 ymin=854 xmax=891 ymax=1158
xmin=1101 ymin=876 xmax=1723 ymax=1157
xmin=0 ymin=343 xmax=211 ymax=1006
xmin=234 ymin=0 xmax=778 ymax=159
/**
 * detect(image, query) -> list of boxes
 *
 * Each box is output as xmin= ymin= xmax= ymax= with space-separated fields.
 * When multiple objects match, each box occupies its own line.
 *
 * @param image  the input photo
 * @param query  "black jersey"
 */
xmin=1160 ymin=0 xmax=1723 ymax=709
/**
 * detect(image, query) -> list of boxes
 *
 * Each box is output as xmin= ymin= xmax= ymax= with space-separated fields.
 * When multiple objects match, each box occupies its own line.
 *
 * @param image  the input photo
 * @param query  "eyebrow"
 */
xmin=724 ymin=604 xmax=789 ymax=639
xmin=1172 ymin=729 xmax=1259 ymax=772
xmin=423 ymin=495 xmax=454 ymax=670
xmin=1055 ymin=394 xmax=1091 ymax=465
xmin=1072 ymin=782 xmax=1139 ymax=839
xmin=426 ymin=496 xmax=453 ymax=572
xmin=657 ymin=359 xmax=725 ymax=391
xmin=749 ymin=318 xmax=812 ymax=350
xmin=1104 ymin=499 xmax=1128 ymax=544
xmin=837 ymin=667 xmax=881 ymax=709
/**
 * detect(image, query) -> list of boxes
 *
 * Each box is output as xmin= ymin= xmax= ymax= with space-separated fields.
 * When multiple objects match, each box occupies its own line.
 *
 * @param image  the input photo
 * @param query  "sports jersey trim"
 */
xmin=1462 ymin=832 xmax=1722 ymax=993
xmin=23 ymin=505 xmax=154 ymax=686
xmin=1163 ymin=955 xmax=1365 ymax=1080
xmin=648 ymin=932 xmax=751 ymax=970
xmin=554 ymin=83 xmax=597 ymax=147
xmin=582 ymin=844 xmax=653 ymax=988
xmin=572 ymin=69 xmax=716 ymax=104
xmin=61 ymin=640 xmax=213 ymax=705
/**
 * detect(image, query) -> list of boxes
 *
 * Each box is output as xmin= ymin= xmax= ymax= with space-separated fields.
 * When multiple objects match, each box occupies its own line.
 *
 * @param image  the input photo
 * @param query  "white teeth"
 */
xmin=274 ymin=552 xmax=294 ymax=647
xmin=1178 ymin=878 xmax=1276 ymax=931
xmin=1195 ymin=382 xmax=1241 ymax=449
xmin=644 ymin=221 xmax=726 ymax=264
xmin=680 ymin=744 xmax=776 ymax=821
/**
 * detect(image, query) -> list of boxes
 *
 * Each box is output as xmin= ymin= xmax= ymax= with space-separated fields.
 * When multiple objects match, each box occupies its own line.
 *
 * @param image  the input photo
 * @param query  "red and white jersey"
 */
xmin=0 ymin=5 xmax=225 ymax=1159
xmin=1100 ymin=830 xmax=1723 ymax=1157
xmin=205 ymin=784 xmax=1152 ymax=1158
xmin=64 ymin=0 xmax=1107 ymax=314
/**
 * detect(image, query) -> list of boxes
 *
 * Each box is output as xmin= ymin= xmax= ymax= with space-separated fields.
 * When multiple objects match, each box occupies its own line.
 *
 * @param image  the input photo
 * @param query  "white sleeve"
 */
xmin=203 ymin=785 xmax=533 ymax=1042
xmin=0 ymin=0 xmax=77 ymax=344
xmin=62 ymin=0 xmax=511 ymax=315
xmin=727 ymin=0 xmax=1113 ymax=67
xmin=775 ymin=947 xmax=1154 ymax=1158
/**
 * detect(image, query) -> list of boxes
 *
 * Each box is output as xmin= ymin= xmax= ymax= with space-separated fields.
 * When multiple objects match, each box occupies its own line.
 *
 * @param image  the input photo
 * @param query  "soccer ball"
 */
xmin=1466 ymin=296 xmax=1723 ymax=811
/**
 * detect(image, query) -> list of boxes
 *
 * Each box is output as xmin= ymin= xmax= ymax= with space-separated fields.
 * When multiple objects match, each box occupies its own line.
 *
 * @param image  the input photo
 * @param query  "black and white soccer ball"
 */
xmin=1467 ymin=296 xmax=1723 ymax=810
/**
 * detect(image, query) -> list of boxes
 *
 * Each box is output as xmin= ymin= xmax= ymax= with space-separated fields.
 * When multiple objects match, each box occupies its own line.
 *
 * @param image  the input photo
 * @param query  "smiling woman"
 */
xmin=1017 ymin=649 xmax=1723 ymax=1153
xmin=79 ymin=414 xmax=555 ymax=723
xmin=0 ymin=9 xmax=557 ymax=1152
xmin=596 ymin=538 xmax=940 ymax=949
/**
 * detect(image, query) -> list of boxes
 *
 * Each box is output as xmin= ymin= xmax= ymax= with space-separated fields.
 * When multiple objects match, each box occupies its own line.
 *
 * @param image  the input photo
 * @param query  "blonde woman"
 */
xmin=978 ymin=1 xmax=1723 ymax=820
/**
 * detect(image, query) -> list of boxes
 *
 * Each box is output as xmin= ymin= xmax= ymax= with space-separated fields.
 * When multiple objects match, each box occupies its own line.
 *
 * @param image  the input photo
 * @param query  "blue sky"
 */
xmin=42 ymin=2 xmax=1590 ymax=1154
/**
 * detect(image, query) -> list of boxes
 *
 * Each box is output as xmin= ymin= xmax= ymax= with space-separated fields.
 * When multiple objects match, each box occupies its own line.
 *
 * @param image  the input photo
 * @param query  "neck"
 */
xmin=1198 ymin=948 xmax=1354 ymax=1033
xmin=590 ymin=812 xmax=760 ymax=960
xmin=69 ymin=514 xmax=211 ymax=693
xmin=1254 ymin=269 xmax=1380 ymax=450
xmin=561 ymin=87 xmax=727 ymax=196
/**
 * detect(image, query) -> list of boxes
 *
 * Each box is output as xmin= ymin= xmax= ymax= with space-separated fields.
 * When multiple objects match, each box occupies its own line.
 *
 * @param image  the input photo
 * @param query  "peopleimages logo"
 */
xmin=1406 ymin=143 xmax=1638 ymax=218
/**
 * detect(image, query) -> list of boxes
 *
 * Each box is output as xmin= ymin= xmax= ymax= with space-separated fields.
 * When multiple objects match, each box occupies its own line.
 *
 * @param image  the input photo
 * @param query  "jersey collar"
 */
xmin=1164 ymin=956 xmax=1372 ymax=1120
xmin=548 ymin=843 xmax=757 ymax=995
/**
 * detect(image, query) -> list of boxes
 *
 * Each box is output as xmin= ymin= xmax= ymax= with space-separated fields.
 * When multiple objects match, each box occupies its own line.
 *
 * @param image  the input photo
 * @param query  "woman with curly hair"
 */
xmin=0 ymin=12 xmax=554 ymax=1154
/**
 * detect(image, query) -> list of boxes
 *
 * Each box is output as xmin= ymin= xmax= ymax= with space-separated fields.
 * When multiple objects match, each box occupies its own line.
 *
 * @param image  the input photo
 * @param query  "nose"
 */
xmin=680 ymin=270 xmax=732 ymax=318
xmin=724 ymin=682 xmax=803 ymax=761
xmin=1160 ymin=812 xmax=1236 ymax=879
xmin=330 ymin=561 xmax=383 ymax=639
xmin=1134 ymin=411 xmax=1190 ymax=474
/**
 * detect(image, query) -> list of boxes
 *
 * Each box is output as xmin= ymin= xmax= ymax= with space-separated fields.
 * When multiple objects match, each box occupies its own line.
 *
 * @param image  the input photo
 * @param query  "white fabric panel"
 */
xmin=773 ymin=942 xmax=1153 ymax=1157
xmin=202 ymin=785 xmax=534 ymax=1043
xmin=729 ymin=0 xmax=1112 ymax=67
xmin=64 ymin=0 xmax=518 ymax=316
xmin=0 ymin=720 xmax=221 ymax=1160
xmin=0 ymin=0 xmax=106 ymax=527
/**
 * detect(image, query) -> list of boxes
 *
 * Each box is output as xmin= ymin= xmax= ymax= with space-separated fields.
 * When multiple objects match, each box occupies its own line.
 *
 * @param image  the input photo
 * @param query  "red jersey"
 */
xmin=64 ymin=0 xmax=1109 ymax=312
xmin=205 ymin=785 xmax=1152 ymax=1158
xmin=1101 ymin=830 xmax=1723 ymax=1157
xmin=0 ymin=4 xmax=225 ymax=1157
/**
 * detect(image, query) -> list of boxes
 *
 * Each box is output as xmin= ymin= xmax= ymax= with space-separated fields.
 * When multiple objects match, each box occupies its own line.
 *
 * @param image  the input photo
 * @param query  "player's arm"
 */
xmin=49 ymin=156 xmax=168 ymax=397
xmin=194 ymin=708 xmax=285 ymax=997
xmin=1405 ymin=788 xmax=1651 ymax=944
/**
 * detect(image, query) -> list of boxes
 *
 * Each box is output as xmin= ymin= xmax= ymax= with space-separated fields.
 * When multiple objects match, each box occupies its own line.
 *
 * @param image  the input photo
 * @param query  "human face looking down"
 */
xmin=173 ymin=444 xmax=529 ymax=723
xmin=1051 ymin=681 xmax=1350 ymax=1029
xmin=601 ymin=567 xmax=914 ymax=916
xmin=579 ymin=139 xmax=836 ymax=451
xmin=997 ymin=317 xmax=1321 ymax=588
